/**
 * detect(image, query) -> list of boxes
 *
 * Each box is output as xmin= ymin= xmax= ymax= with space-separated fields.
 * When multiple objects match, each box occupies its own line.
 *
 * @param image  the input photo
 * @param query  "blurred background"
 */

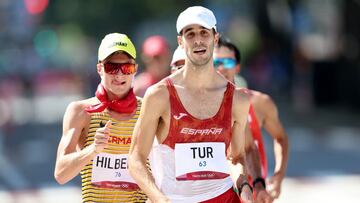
xmin=0 ymin=0 xmax=359 ymax=202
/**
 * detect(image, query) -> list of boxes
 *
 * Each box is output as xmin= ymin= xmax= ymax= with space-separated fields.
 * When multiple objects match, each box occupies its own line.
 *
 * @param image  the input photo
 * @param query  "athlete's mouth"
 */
xmin=114 ymin=81 xmax=126 ymax=85
xmin=193 ymin=48 xmax=206 ymax=54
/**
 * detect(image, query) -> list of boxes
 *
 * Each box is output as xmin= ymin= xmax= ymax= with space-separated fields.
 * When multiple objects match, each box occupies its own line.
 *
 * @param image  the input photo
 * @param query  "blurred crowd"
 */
xmin=0 ymin=0 xmax=360 ymax=126
xmin=1 ymin=0 xmax=360 ymax=128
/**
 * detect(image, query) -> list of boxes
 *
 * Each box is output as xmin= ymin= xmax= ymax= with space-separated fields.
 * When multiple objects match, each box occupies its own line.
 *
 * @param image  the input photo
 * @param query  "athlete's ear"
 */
xmin=177 ymin=35 xmax=184 ymax=48
xmin=235 ymin=64 xmax=241 ymax=74
xmin=97 ymin=62 xmax=104 ymax=76
xmin=214 ymin=32 xmax=219 ymax=45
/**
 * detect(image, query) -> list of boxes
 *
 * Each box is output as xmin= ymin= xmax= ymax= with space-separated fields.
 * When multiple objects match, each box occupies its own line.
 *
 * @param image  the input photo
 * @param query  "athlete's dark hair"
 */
xmin=216 ymin=36 xmax=241 ymax=64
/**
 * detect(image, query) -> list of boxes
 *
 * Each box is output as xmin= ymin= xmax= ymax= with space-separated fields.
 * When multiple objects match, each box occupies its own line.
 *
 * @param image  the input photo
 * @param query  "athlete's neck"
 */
xmin=85 ymin=84 xmax=137 ymax=114
xmin=107 ymin=109 xmax=135 ymax=121
xmin=106 ymin=89 xmax=128 ymax=101
xmin=182 ymin=64 xmax=217 ymax=88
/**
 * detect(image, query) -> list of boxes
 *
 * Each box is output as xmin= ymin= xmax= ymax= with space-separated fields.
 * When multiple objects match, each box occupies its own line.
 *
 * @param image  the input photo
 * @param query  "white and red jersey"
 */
xmin=149 ymin=78 xmax=235 ymax=203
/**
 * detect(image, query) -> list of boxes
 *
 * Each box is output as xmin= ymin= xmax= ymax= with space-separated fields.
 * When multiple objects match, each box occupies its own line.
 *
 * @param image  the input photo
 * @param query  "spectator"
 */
xmin=134 ymin=35 xmax=171 ymax=97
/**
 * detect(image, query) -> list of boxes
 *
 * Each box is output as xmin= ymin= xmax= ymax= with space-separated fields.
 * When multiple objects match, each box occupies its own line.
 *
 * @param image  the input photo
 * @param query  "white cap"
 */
xmin=170 ymin=46 xmax=186 ymax=66
xmin=176 ymin=6 xmax=217 ymax=34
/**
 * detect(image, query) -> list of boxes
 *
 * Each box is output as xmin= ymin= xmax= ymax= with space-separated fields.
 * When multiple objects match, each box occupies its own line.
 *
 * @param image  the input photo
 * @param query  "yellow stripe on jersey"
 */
xmin=80 ymin=99 xmax=147 ymax=202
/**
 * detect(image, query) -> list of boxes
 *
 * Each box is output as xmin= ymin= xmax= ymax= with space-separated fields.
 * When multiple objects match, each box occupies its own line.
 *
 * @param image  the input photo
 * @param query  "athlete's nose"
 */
xmin=193 ymin=35 xmax=203 ymax=47
xmin=114 ymin=71 xmax=125 ymax=77
xmin=217 ymin=65 xmax=225 ymax=72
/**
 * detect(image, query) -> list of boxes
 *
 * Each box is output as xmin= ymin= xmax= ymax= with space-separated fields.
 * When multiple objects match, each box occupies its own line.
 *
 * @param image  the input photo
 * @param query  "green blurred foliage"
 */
xmin=43 ymin=0 xmax=204 ymax=39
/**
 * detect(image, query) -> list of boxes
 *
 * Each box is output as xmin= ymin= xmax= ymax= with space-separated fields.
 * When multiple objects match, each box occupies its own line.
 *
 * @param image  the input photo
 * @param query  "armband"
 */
xmin=239 ymin=182 xmax=253 ymax=195
xmin=252 ymin=177 xmax=266 ymax=189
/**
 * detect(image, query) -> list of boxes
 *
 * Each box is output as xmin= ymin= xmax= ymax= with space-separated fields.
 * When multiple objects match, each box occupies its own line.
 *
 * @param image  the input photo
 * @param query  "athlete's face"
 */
xmin=97 ymin=52 xmax=137 ymax=100
xmin=213 ymin=46 xmax=240 ymax=82
xmin=170 ymin=59 xmax=185 ymax=74
xmin=178 ymin=25 xmax=218 ymax=67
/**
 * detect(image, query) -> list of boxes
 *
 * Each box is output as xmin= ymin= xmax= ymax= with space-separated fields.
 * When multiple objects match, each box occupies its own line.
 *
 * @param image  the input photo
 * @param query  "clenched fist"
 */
xmin=92 ymin=120 xmax=112 ymax=154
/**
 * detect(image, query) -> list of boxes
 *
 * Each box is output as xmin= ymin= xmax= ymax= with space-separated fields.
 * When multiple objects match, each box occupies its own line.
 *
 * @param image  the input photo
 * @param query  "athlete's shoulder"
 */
xmin=146 ymin=77 xmax=169 ymax=94
xmin=250 ymin=89 xmax=270 ymax=100
xmin=250 ymin=90 xmax=275 ymax=109
xmin=63 ymin=98 xmax=94 ymax=125
xmin=231 ymin=87 xmax=250 ymax=116
xmin=142 ymin=78 xmax=169 ymax=106
xmin=234 ymin=87 xmax=251 ymax=101
xmin=66 ymin=97 xmax=96 ymax=112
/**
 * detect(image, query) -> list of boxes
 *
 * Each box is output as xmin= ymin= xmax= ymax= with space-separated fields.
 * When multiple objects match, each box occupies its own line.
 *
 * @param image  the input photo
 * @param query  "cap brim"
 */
xmin=98 ymin=46 xmax=136 ymax=61
xmin=177 ymin=21 xmax=216 ymax=34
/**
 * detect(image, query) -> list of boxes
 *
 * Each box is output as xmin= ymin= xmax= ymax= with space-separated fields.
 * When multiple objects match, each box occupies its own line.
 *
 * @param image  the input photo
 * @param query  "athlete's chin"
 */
xmin=192 ymin=58 xmax=211 ymax=67
xmin=194 ymin=53 xmax=209 ymax=59
xmin=111 ymin=85 xmax=130 ymax=95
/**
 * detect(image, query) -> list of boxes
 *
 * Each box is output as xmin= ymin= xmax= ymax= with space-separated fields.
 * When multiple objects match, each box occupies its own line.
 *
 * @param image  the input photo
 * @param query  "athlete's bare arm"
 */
xmin=247 ymin=141 xmax=274 ymax=202
xmin=229 ymin=88 xmax=254 ymax=202
xmin=229 ymin=89 xmax=250 ymax=163
xmin=128 ymin=83 xmax=170 ymax=202
xmin=54 ymin=100 xmax=111 ymax=184
xmin=244 ymin=125 xmax=262 ymax=179
xmin=244 ymin=127 xmax=274 ymax=203
xmin=253 ymin=92 xmax=289 ymax=198
xmin=229 ymin=125 xmax=255 ymax=180
xmin=247 ymin=144 xmax=274 ymax=203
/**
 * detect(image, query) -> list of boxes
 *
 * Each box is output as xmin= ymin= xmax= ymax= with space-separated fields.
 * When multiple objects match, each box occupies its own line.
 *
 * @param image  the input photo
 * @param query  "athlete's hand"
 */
xmin=267 ymin=172 xmax=284 ymax=199
xmin=255 ymin=190 xmax=273 ymax=203
xmin=240 ymin=186 xmax=254 ymax=203
xmin=92 ymin=120 xmax=112 ymax=154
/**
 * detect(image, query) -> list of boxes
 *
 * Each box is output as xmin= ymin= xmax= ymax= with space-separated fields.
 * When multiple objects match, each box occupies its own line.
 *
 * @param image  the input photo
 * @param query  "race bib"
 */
xmin=174 ymin=142 xmax=230 ymax=181
xmin=91 ymin=153 xmax=139 ymax=190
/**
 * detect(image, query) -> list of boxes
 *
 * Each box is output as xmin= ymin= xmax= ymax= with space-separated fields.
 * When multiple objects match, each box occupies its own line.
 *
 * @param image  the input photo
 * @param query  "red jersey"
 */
xmin=148 ymin=78 xmax=236 ymax=203
xmin=163 ymin=78 xmax=234 ymax=151
xmin=248 ymin=104 xmax=268 ymax=178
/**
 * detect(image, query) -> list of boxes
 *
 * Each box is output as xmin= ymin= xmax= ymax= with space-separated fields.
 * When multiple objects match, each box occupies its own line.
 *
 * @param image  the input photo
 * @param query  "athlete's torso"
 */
xmin=80 ymin=99 xmax=147 ymax=203
xmin=149 ymin=78 xmax=235 ymax=203
xmin=163 ymin=78 xmax=234 ymax=149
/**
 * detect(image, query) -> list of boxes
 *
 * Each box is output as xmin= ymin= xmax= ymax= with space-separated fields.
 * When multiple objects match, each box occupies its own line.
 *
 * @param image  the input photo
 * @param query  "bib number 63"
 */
xmin=199 ymin=161 xmax=207 ymax=167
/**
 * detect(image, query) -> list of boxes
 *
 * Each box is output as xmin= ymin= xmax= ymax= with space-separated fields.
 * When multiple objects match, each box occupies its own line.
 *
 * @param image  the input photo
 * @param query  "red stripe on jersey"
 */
xmin=248 ymin=104 xmax=268 ymax=178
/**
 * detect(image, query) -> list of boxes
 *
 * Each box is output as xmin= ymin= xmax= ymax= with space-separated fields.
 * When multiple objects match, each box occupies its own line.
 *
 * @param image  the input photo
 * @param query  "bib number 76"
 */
xmin=115 ymin=172 xmax=122 ymax=177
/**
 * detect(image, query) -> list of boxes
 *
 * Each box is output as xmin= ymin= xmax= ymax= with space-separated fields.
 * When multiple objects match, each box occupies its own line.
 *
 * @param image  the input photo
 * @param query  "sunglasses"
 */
xmin=103 ymin=62 xmax=137 ymax=75
xmin=213 ymin=58 xmax=237 ymax=69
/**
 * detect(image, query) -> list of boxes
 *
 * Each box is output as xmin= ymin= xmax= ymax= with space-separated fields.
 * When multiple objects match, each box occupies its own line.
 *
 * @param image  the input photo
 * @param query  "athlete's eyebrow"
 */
xmin=183 ymin=26 xmax=208 ymax=35
xmin=183 ymin=27 xmax=194 ymax=34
